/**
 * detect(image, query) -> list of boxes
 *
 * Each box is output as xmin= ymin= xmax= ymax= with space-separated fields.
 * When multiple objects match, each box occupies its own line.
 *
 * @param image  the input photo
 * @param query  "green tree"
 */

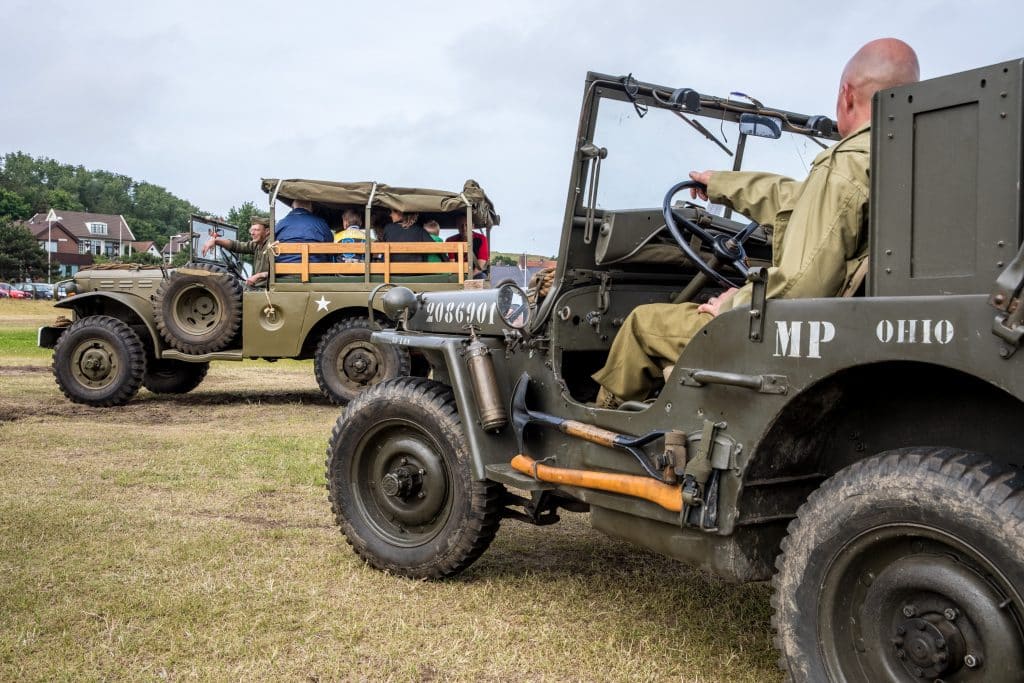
xmin=43 ymin=188 xmax=84 ymax=212
xmin=171 ymin=245 xmax=192 ymax=268
xmin=123 ymin=251 xmax=162 ymax=266
xmin=0 ymin=152 xmax=202 ymax=245
xmin=0 ymin=220 xmax=46 ymax=280
xmin=491 ymin=254 xmax=517 ymax=266
xmin=0 ymin=188 xmax=31 ymax=220
xmin=227 ymin=201 xmax=266 ymax=242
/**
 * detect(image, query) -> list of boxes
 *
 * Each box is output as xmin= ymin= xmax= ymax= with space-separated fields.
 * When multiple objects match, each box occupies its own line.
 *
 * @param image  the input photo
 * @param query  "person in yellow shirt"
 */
xmin=592 ymin=37 xmax=920 ymax=406
xmin=334 ymin=209 xmax=367 ymax=262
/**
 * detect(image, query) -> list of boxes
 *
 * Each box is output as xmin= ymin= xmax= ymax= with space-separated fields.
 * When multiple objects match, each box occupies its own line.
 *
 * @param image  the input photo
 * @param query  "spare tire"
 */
xmin=153 ymin=264 xmax=242 ymax=354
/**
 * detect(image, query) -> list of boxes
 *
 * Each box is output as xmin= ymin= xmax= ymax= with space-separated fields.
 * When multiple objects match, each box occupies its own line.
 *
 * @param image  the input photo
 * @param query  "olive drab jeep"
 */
xmin=325 ymin=61 xmax=1024 ymax=681
xmin=38 ymin=178 xmax=498 ymax=407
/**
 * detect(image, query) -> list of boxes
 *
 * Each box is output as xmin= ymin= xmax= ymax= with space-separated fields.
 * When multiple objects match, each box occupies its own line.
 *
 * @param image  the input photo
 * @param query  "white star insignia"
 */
xmin=315 ymin=296 xmax=330 ymax=312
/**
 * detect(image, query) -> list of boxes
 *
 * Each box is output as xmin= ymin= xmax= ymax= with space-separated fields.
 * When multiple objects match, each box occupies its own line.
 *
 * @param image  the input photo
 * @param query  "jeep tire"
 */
xmin=142 ymin=358 xmax=210 ymax=394
xmin=326 ymin=377 xmax=503 ymax=579
xmin=52 ymin=315 xmax=146 ymax=407
xmin=773 ymin=449 xmax=1024 ymax=682
xmin=314 ymin=316 xmax=410 ymax=405
xmin=153 ymin=264 xmax=242 ymax=354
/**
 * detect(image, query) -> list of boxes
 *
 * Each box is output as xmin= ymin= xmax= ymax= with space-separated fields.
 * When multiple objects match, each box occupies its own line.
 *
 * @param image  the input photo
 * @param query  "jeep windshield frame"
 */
xmin=539 ymin=71 xmax=841 ymax=328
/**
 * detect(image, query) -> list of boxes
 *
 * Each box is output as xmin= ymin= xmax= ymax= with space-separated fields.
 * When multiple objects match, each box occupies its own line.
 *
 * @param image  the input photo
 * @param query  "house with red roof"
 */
xmin=25 ymin=211 xmax=137 ymax=277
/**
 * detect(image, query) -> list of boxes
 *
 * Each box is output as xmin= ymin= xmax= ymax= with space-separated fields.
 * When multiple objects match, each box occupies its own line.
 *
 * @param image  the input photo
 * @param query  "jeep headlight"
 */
xmin=497 ymin=283 xmax=530 ymax=329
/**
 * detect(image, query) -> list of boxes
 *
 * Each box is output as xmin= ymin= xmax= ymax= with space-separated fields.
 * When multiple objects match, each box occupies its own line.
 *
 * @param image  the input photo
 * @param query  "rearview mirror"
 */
xmin=739 ymin=113 xmax=783 ymax=139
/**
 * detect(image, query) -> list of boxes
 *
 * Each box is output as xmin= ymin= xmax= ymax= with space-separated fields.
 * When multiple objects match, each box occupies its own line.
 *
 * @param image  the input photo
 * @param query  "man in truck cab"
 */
xmin=591 ymin=37 xmax=921 ymax=407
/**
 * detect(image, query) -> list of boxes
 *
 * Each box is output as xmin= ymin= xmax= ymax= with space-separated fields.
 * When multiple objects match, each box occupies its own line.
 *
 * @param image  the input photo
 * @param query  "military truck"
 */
xmin=39 ymin=178 xmax=498 ymax=406
xmin=325 ymin=62 xmax=1024 ymax=681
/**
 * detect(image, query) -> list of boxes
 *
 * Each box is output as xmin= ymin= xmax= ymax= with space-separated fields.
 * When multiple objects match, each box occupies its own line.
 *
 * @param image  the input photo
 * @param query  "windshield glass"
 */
xmin=190 ymin=217 xmax=252 ymax=277
xmin=589 ymin=97 xmax=829 ymax=219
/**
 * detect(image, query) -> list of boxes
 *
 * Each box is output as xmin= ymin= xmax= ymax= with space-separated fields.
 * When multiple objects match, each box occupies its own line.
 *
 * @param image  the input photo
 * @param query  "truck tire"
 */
xmin=314 ymin=317 xmax=410 ymax=405
xmin=325 ymin=377 xmax=503 ymax=579
xmin=153 ymin=264 xmax=242 ymax=354
xmin=52 ymin=315 xmax=146 ymax=407
xmin=142 ymin=359 xmax=209 ymax=394
xmin=772 ymin=449 xmax=1024 ymax=682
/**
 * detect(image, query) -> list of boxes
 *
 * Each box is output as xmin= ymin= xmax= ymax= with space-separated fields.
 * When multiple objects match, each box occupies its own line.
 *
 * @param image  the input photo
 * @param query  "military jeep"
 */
xmin=326 ymin=61 xmax=1024 ymax=681
xmin=39 ymin=178 xmax=498 ymax=406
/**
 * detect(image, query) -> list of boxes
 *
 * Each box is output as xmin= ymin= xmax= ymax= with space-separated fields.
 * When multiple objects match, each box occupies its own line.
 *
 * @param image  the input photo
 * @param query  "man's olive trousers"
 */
xmin=591 ymin=302 xmax=713 ymax=402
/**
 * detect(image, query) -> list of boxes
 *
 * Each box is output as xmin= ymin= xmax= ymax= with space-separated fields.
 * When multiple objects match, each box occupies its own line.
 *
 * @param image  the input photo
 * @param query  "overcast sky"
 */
xmin=3 ymin=1 xmax=1021 ymax=255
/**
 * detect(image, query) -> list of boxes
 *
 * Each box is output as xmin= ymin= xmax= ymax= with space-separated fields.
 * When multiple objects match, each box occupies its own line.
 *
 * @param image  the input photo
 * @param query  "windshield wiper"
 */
xmin=672 ymin=110 xmax=733 ymax=157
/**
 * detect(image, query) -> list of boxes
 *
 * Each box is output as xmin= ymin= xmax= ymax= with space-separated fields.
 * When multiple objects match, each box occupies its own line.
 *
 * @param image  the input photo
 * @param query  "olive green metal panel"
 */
xmin=62 ymin=291 xmax=162 ymax=350
xmin=241 ymin=291 xmax=310 ymax=357
xmin=871 ymin=59 xmax=1024 ymax=296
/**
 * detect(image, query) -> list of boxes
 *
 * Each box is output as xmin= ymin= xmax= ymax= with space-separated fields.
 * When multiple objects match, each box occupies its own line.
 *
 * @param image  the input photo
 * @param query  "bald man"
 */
xmin=592 ymin=38 xmax=920 ymax=406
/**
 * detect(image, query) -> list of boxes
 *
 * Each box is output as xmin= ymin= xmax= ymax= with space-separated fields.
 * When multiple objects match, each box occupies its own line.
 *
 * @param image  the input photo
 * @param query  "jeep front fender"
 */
xmin=54 ymin=291 xmax=163 ymax=352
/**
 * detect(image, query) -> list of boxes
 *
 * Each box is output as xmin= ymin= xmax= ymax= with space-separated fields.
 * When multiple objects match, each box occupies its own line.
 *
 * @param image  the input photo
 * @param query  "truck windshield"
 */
xmin=190 ymin=216 xmax=253 ymax=278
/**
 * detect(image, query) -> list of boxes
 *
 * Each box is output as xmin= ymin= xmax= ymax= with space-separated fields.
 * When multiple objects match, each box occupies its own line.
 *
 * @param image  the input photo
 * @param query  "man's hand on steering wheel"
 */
xmin=688 ymin=170 xmax=712 ymax=200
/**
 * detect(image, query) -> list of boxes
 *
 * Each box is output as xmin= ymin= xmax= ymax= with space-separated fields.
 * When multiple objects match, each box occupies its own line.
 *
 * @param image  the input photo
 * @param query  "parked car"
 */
xmin=0 ymin=282 xmax=30 ymax=299
xmin=30 ymin=283 xmax=54 ymax=300
xmin=11 ymin=282 xmax=39 ymax=299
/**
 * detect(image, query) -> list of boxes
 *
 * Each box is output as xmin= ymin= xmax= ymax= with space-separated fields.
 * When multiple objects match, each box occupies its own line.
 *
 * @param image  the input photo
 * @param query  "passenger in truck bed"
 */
xmin=383 ymin=210 xmax=441 ymax=263
xmin=274 ymin=199 xmax=335 ymax=263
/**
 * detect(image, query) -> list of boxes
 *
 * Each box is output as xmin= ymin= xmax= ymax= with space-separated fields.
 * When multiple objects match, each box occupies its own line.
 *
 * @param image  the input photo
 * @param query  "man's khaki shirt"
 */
xmin=707 ymin=122 xmax=871 ymax=312
xmin=226 ymin=238 xmax=270 ymax=278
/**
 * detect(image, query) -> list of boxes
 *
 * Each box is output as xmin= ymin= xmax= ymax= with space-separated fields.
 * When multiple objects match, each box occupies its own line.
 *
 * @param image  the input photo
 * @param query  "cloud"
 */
xmin=2 ymin=0 xmax=1022 ymax=256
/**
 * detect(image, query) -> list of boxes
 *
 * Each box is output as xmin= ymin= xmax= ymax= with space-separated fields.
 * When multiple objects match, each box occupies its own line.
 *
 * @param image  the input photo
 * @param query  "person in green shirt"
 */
xmin=423 ymin=220 xmax=445 ymax=263
xmin=592 ymin=37 xmax=920 ymax=406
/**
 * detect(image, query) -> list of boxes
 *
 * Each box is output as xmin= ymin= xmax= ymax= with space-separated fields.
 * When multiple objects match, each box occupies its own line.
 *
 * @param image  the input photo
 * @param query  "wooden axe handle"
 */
xmin=510 ymin=454 xmax=682 ymax=512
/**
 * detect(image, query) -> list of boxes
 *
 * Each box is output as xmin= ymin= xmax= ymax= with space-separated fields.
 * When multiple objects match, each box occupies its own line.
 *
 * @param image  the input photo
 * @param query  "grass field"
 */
xmin=0 ymin=300 xmax=780 ymax=681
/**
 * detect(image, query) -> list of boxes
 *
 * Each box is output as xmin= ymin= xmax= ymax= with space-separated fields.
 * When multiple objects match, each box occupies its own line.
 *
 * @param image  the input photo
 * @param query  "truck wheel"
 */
xmin=153 ymin=264 xmax=242 ymax=354
xmin=314 ymin=317 xmax=410 ymax=405
xmin=142 ymin=359 xmax=209 ymax=394
xmin=325 ymin=377 xmax=503 ymax=578
xmin=772 ymin=449 xmax=1024 ymax=682
xmin=52 ymin=315 xmax=146 ymax=407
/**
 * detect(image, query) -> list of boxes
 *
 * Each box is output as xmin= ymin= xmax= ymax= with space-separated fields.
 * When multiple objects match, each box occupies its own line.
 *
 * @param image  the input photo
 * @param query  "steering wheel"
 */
xmin=220 ymin=251 xmax=246 ymax=282
xmin=662 ymin=180 xmax=762 ymax=289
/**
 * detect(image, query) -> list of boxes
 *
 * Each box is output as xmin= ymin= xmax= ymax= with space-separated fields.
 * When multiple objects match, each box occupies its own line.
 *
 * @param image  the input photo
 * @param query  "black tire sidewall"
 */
xmin=53 ymin=316 xmax=146 ymax=406
xmin=155 ymin=268 xmax=241 ymax=354
xmin=142 ymin=359 xmax=209 ymax=394
xmin=775 ymin=453 xmax=1024 ymax=682
xmin=327 ymin=379 xmax=484 ymax=577
xmin=315 ymin=318 xmax=409 ymax=404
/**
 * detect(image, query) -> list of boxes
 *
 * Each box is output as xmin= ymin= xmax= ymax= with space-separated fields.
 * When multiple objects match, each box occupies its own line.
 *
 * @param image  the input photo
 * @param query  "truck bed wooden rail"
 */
xmin=273 ymin=241 xmax=471 ymax=283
